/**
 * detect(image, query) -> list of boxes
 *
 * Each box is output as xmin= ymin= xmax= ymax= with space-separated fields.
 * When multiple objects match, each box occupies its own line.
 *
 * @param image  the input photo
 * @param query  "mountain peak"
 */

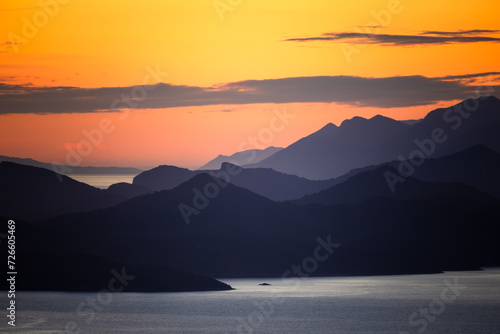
xmin=312 ymin=122 xmax=338 ymax=136
xmin=370 ymin=114 xmax=393 ymax=122
xmin=340 ymin=116 xmax=367 ymax=127
xmin=423 ymin=95 xmax=500 ymax=123
xmin=322 ymin=122 xmax=337 ymax=129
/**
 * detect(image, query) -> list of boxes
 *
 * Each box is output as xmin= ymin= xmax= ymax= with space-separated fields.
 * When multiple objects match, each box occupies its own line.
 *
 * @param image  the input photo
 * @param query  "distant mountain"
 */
xmin=295 ymin=164 xmax=495 ymax=206
xmin=0 ymin=162 xmax=126 ymax=221
xmin=216 ymin=163 xmax=339 ymax=201
xmin=134 ymin=162 xmax=338 ymax=201
xmin=198 ymin=146 xmax=283 ymax=170
xmin=245 ymin=116 xmax=409 ymax=179
xmin=0 ymin=155 xmax=143 ymax=175
xmin=246 ymin=96 xmax=500 ymax=179
xmin=22 ymin=172 xmax=500 ymax=278
xmin=106 ymin=182 xmax=154 ymax=199
xmin=400 ymin=119 xmax=423 ymax=125
xmin=134 ymin=143 xmax=500 ymax=201
xmin=133 ymin=165 xmax=204 ymax=191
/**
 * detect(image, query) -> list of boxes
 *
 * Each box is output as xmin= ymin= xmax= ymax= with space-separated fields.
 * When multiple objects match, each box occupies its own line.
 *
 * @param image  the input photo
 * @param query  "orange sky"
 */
xmin=1 ymin=0 xmax=499 ymax=168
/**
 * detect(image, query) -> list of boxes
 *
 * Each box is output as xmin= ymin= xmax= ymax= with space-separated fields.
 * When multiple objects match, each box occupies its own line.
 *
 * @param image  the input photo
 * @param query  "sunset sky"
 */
xmin=1 ymin=0 xmax=500 ymax=168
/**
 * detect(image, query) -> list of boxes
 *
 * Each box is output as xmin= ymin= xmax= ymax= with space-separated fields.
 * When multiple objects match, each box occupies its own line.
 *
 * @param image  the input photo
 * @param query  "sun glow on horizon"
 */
xmin=1 ymin=0 xmax=499 ymax=167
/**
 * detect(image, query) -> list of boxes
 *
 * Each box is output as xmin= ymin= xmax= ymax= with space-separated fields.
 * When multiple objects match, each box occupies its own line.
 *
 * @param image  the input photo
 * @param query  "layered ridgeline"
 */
xmin=296 ymin=144 xmax=500 ymax=205
xmin=1 ymin=97 xmax=500 ymax=291
xmin=245 ymin=96 xmax=500 ymax=180
xmin=133 ymin=162 xmax=338 ymax=201
xmin=12 ymin=146 xmax=500 ymax=280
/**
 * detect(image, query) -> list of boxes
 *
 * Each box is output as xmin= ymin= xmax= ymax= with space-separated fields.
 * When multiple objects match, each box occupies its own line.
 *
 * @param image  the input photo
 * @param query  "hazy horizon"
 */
xmin=1 ymin=1 xmax=500 ymax=167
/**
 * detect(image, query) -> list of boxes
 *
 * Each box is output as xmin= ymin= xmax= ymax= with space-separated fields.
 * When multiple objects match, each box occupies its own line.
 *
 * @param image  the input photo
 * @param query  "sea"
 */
xmin=67 ymin=174 xmax=139 ymax=189
xmin=3 ymin=269 xmax=500 ymax=333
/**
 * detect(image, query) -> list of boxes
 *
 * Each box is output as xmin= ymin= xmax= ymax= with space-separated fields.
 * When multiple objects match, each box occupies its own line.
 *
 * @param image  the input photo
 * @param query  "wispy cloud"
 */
xmin=0 ymin=73 xmax=498 ymax=115
xmin=283 ymin=29 xmax=500 ymax=46
xmin=0 ymin=42 xmax=21 ymax=53
xmin=421 ymin=29 xmax=500 ymax=36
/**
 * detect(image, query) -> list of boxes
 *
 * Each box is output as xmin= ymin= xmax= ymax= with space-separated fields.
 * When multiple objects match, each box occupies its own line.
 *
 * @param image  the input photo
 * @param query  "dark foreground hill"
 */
xmin=0 ymin=250 xmax=232 ymax=292
xmin=0 ymin=162 xmax=126 ymax=221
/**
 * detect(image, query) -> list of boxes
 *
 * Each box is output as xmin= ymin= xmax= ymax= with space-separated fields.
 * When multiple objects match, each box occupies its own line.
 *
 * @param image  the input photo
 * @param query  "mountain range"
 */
xmin=1 ymin=96 xmax=500 ymax=292
xmin=16 ymin=168 xmax=500 ymax=278
xmin=133 ymin=162 xmax=338 ymax=201
xmin=246 ymin=96 xmax=500 ymax=179
xmin=295 ymin=145 xmax=500 ymax=206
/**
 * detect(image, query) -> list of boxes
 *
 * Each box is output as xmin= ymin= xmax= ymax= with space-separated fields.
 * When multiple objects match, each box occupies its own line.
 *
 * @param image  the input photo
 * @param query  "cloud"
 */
xmin=283 ymin=29 xmax=500 ymax=46
xmin=0 ymin=42 xmax=21 ymax=53
xmin=421 ymin=30 xmax=500 ymax=36
xmin=437 ymin=72 xmax=500 ymax=80
xmin=0 ymin=73 xmax=499 ymax=115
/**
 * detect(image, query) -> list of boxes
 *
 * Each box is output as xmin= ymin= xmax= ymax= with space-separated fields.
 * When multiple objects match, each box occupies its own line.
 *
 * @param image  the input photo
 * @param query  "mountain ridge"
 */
xmin=245 ymin=96 xmax=500 ymax=179
xmin=197 ymin=146 xmax=283 ymax=170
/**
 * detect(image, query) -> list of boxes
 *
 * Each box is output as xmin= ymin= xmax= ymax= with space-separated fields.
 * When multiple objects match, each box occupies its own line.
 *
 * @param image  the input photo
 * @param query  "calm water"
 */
xmin=2 ymin=269 xmax=500 ymax=333
xmin=67 ymin=174 xmax=139 ymax=189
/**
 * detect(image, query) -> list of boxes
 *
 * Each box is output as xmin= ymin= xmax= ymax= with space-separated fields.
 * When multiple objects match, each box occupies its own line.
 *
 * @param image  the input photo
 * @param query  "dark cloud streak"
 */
xmin=283 ymin=29 xmax=500 ymax=46
xmin=421 ymin=29 xmax=500 ymax=36
xmin=0 ymin=74 xmax=498 ymax=115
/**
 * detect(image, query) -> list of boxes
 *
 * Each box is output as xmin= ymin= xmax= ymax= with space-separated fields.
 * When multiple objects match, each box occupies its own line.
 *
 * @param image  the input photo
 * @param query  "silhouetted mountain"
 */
xmin=107 ymin=182 xmax=154 ymax=199
xmin=217 ymin=163 xmax=339 ymax=201
xmin=133 ymin=165 xmax=205 ymax=191
xmin=295 ymin=165 xmax=495 ymax=206
xmin=20 ymin=172 xmax=500 ymax=278
xmin=5 ymin=97 xmax=500 ymax=286
xmin=245 ymin=115 xmax=408 ymax=179
xmin=134 ymin=162 xmax=338 ymax=201
xmin=198 ymin=146 xmax=283 ymax=170
xmin=0 ymin=251 xmax=232 ymax=292
xmin=0 ymin=155 xmax=142 ymax=174
xmin=324 ymin=144 xmax=500 ymax=199
xmin=247 ymin=96 xmax=500 ymax=179
xmin=0 ymin=162 xmax=126 ymax=221
xmin=400 ymin=119 xmax=423 ymax=125
xmin=409 ymin=144 xmax=500 ymax=198
xmin=48 ymin=173 xmax=277 ymax=237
